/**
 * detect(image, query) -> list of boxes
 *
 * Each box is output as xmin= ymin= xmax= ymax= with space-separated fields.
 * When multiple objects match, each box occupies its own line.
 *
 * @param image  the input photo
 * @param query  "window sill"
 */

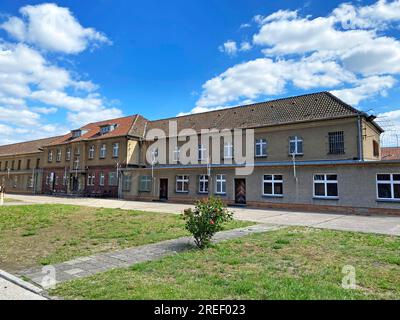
xmin=255 ymin=155 xmax=268 ymax=158
xmin=313 ymin=196 xmax=339 ymax=200
xmin=139 ymin=190 xmax=151 ymax=193
xmin=262 ymin=194 xmax=283 ymax=198
xmin=197 ymin=191 xmax=209 ymax=195
xmin=214 ymin=193 xmax=227 ymax=196
xmin=376 ymin=199 xmax=400 ymax=203
xmin=288 ymin=154 xmax=303 ymax=157
xmin=175 ymin=191 xmax=189 ymax=194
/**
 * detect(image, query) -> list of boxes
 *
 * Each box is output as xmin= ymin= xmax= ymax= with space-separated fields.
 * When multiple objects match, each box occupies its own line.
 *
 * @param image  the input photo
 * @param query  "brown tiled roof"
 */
xmin=147 ymin=92 xmax=370 ymax=133
xmin=128 ymin=115 xmax=148 ymax=138
xmin=382 ymin=147 xmax=400 ymax=160
xmin=46 ymin=115 xmax=139 ymax=146
xmin=0 ymin=136 xmax=61 ymax=157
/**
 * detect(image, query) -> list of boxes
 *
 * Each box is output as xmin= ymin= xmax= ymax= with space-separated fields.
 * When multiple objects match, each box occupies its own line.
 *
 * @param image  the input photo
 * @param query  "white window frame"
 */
xmin=262 ymin=174 xmax=283 ymax=197
xmin=99 ymin=172 xmax=105 ymax=186
xmin=198 ymin=145 xmax=206 ymax=161
xmin=176 ymin=175 xmax=189 ymax=193
xmin=56 ymin=149 xmax=62 ymax=162
xmin=215 ymin=174 xmax=226 ymax=194
xmin=109 ymin=172 xmax=117 ymax=186
xmin=313 ymin=174 xmax=339 ymax=199
xmin=100 ymin=144 xmax=107 ymax=159
xmin=198 ymin=174 xmax=209 ymax=194
xmin=173 ymin=146 xmax=181 ymax=162
xmin=66 ymin=148 xmax=71 ymax=161
xmin=88 ymin=145 xmax=95 ymax=159
xmin=376 ymin=173 xmax=400 ymax=201
xmin=112 ymin=143 xmax=119 ymax=158
xmin=74 ymin=157 xmax=80 ymax=170
xmin=139 ymin=176 xmax=152 ymax=192
xmin=27 ymin=176 xmax=34 ymax=188
xmin=289 ymin=136 xmax=303 ymax=155
xmin=48 ymin=151 xmax=53 ymax=162
xmin=224 ymin=143 xmax=233 ymax=159
xmin=122 ymin=174 xmax=132 ymax=191
xmin=255 ymin=139 xmax=267 ymax=157
xmin=87 ymin=174 xmax=95 ymax=186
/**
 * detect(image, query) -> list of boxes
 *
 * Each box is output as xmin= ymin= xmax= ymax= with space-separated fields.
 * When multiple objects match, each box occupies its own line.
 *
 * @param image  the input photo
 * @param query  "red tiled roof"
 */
xmin=381 ymin=147 xmax=400 ymax=160
xmin=0 ymin=136 xmax=61 ymax=157
xmin=46 ymin=115 xmax=140 ymax=146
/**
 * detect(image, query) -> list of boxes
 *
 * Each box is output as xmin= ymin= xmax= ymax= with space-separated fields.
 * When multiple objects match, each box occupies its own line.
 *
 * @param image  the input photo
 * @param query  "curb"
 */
xmin=0 ymin=269 xmax=49 ymax=299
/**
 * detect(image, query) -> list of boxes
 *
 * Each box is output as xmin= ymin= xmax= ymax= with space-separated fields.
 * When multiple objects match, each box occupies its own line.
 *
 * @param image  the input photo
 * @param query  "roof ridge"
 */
xmin=150 ymin=91 xmax=350 ymax=123
xmin=0 ymin=135 xmax=62 ymax=148
xmin=324 ymin=91 xmax=362 ymax=115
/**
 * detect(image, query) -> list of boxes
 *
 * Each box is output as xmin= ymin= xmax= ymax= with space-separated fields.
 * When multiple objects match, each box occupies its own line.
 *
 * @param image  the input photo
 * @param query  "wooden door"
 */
xmin=159 ymin=179 xmax=168 ymax=200
xmin=235 ymin=179 xmax=246 ymax=204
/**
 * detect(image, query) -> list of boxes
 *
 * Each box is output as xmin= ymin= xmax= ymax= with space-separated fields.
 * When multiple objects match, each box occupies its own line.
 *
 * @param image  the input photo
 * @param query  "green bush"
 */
xmin=183 ymin=197 xmax=233 ymax=249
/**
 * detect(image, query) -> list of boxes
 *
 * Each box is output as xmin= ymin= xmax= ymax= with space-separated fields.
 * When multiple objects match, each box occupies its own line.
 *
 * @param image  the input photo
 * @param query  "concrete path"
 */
xmin=6 ymin=194 xmax=400 ymax=236
xmin=18 ymin=224 xmax=281 ymax=289
xmin=0 ymin=270 xmax=47 ymax=300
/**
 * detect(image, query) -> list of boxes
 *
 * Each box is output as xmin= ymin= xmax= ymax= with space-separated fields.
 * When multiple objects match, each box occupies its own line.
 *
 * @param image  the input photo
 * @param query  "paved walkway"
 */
xmin=19 ymin=224 xmax=280 ymax=289
xmin=0 ymin=270 xmax=47 ymax=300
xmin=6 ymin=194 xmax=400 ymax=236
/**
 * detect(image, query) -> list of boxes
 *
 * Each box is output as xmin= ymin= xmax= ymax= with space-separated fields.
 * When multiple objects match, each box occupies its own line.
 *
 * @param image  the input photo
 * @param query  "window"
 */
xmin=224 ymin=143 xmax=233 ymax=159
xmin=66 ymin=148 xmax=71 ymax=161
xmin=63 ymin=173 xmax=67 ymax=186
xmin=100 ymin=144 xmax=107 ymax=159
xmin=75 ymin=147 xmax=80 ymax=155
xmin=139 ymin=176 xmax=152 ymax=192
xmin=122 ymin=175 xmax=132 ymax=191
xmin=71 ymin=130 xmax=81 ymax=138
xmin=109 ymin=172 xmax=117 ymax=186
xmin=100 ymin=125 xmax=116 ymax=134
xmin=55 ymin=176 xmax=59 ymax=186
xmin=373 ymin=140 xmax=380 ymax=157
xmin=150 ymin=148 xmax=158 ymax=163
xmin=88 ymin=145 xmax=95 ymax=159
xmin=289 ymin=136 xmax=303 ymax=155
xmin=48 ymin=151 xmax=53 ymax=162
xmin=314 ymin=174 xmax=338 ymax=199
xmin=26 ymin=159 xmax=31 ymax=170
xmin=255 ymin=139 xmax=267 ymax=157
xmin=328 ymin=131 xmax=345 ymax=154
xmin=27 ymin=176 xmax=33 ymax=188
xmin=173 ymin=146 xmax=181 ymax=162
xmin=56 ymin=149 xmax=62 ymax=162
xmin=263 ymin=175 xmax=283 ymax=196
xmin=17 ymin=160 xmax=21 ymax=170
xmin=99 ymin=172 xmax=105 ymax=186
xmin=377 ymin=174 xmax=400 ymax=201
xmin=13 ymin=176 xmax=17 ymax=188
xmin=112 ymin=143 xmax=119 ymax=158
xmin=198 ymin=145 xmax=206 ymax=161
xmin=11 ymin=160 xmax=14 ymax=170
xmin=198 ymin=175 xmax=209 ymax=193
xmin=215 ymin=174 xmax=226 ymax=194
xmin=176 ymin=175 xmax=189 ymax=193
xmin=87 ymin=174 xmax=95 ymax=186
xmin=45 ymin=174 xmax=50 ymax=186
xmin=74 ymin=157 xmax=80 ymax=170
xmin=36 ymin=158 xmax=40 ymax=169
xmin=4 ymin=161 xmax=8 ymax=170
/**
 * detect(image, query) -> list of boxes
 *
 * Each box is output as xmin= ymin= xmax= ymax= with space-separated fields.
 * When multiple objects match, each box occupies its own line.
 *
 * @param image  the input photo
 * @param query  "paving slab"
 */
xmin=19 ymin=224 xmax=281 ymax=288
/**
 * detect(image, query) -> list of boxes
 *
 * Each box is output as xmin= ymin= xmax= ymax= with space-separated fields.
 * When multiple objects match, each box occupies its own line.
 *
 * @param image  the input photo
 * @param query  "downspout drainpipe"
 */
xmin=357 ymin=115 xmax=364 ymax=161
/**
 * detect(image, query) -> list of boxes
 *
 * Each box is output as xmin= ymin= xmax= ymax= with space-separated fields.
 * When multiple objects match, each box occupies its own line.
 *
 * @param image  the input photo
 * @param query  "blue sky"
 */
xmin=0 ymin=0 xmax=399 ymax=145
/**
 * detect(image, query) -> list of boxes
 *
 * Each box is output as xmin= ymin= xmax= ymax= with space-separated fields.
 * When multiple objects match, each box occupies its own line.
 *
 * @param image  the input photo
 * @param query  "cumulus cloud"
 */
xmin=190 ymin=0 xmax=400 ymax=118
xmin=1 ymin=3 xmax=111 ymax=54
xmin=0 ymin=3 xmax=120 ymax=145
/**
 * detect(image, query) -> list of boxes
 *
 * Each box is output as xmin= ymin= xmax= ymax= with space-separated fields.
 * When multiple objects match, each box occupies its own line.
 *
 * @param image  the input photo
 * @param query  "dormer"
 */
xmin=100 ymin=124 xmax=117 ymax=135
xmin=71 ymin=129 xmax=82 ymax=138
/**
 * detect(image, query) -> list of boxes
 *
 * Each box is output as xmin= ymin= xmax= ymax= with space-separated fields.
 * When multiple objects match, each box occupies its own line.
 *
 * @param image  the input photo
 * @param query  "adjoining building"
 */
xmin=0 ymin=92 xmax=399 ymax=214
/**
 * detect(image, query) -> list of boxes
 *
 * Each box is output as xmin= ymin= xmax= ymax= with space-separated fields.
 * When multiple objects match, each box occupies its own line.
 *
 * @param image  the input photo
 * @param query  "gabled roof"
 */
xmin=45 ymin=115 xmax=139 ymax=146
xmin=382 ymin=147 xmax=400 ymax=160
xmin=146 ymin=92 xmax=368 ymax=133
xmin=0 ymin=136 xmax=61 ymax=157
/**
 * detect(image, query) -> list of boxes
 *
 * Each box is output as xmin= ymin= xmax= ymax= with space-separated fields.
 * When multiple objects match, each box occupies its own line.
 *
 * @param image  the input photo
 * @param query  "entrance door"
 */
xmin=234 ymin=179 xmax=246 ymax=204
xmin=159 ymin=179 xmax=168 ymax=200
xmin=72 ymin=176 xmax=79 ymax=192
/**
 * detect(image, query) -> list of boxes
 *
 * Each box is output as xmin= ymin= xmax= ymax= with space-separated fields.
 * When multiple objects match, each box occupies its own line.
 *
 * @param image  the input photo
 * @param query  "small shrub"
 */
xmin=183 ymin=197 xmax=233 ymax=249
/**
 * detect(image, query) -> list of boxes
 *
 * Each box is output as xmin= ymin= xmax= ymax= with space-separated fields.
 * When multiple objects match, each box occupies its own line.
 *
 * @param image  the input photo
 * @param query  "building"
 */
xmin=0 ymin=92 xmax=399 ymax=214
xmin=382 ymin=147 xmax=400 ymax=160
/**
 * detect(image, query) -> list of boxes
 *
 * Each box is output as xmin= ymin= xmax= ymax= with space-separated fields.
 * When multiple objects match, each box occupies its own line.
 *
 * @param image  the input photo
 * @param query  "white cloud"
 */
xmin=219 ymin=40 xmax=238 ymax=56
xmin=1 ymin=3 xmax=111 ymax=54
xmin=240 ymin=41 xmax=252 ymax=51
xmin=193 ymin=0 xmax=400 ymax=116
xmin=31 ymin=106 xmax=58 ymax=114
xmin=330 ymin=76 xmax=396 ymax=105
xmin=67 ymin=108 xmax=123 ymax=127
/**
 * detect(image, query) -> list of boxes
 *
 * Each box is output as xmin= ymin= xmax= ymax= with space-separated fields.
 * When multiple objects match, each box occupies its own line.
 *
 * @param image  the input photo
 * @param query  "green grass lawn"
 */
xmin=51 ymin=227 xmax=400 ymax=300
xmin=0 ymin=204 xmax=251 ymax=271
